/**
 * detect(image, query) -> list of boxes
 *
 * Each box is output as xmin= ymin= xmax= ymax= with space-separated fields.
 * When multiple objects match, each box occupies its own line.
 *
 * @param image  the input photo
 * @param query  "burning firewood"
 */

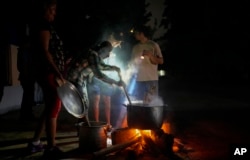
xmin=92 ymin=127 xmax=180 ymax=159
xmin=111 ymin=127 xmax=138 ymax=145
xmin=142 ymin=135 xmax=162 ymax=156
xmin=151 ymin=129 xmax=175 ymax=156
xmin=92 ymin=136 xmax=142 ymax=158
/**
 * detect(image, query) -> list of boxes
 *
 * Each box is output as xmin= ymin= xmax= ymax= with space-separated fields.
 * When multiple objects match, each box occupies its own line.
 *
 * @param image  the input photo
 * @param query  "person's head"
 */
xmin=97 ymin=41 xmax=113 ymax=59
xmin=133 ymin=25 xmax=153 ymax=41
xmin=37 ymin=0 xmax=57 ymax=22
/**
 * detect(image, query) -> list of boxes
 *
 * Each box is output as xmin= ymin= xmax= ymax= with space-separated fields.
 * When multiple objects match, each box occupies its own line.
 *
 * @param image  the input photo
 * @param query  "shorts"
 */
xmin=88 ymin=77 xmax=114 ymax=96
xmin=37 ymin=73 xmax=61 ymax=118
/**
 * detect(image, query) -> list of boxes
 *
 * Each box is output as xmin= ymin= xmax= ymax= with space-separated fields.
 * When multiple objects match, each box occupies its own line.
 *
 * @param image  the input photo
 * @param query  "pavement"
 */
xmin=0 ymin=77 xmax=249 ymax=160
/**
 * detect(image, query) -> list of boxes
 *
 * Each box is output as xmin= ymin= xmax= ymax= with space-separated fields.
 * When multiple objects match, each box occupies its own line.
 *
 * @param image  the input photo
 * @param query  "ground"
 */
xmin=0 ymin=77 xmax=249 ymax=160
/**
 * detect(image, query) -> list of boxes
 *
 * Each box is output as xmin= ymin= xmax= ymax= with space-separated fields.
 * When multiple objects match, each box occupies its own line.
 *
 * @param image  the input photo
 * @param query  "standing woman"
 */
xmin=28 ymin=0 xmax=66 ymax=159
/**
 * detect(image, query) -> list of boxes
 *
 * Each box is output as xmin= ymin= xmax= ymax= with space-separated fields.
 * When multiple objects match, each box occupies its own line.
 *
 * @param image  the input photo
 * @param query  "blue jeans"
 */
xmin=87 ymin=77 xmax=114 ymax=96
xmin=133 ymin=80 xmax=158 ymax=101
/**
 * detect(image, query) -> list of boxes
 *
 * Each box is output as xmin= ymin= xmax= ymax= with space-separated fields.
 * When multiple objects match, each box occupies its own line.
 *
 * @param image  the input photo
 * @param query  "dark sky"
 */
xmin=164 ymin=1 xmax=249 ymax=82
xmin=2 ymin=0 xmax=249 ymax=84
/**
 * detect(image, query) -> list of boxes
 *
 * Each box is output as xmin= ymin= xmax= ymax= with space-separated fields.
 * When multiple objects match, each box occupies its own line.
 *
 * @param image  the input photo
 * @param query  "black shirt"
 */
xmin=30 ymin=19 xmax=65 ymax=76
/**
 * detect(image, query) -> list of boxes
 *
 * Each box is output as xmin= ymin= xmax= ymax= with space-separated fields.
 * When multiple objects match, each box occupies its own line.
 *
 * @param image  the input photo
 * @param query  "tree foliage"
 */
xmin=160 ymin=0 xmax=171 ymax=38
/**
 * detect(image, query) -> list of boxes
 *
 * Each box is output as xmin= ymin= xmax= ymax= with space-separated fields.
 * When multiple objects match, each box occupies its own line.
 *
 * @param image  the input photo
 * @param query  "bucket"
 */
xmin=79 ymin=121 xmax=107 ymax=152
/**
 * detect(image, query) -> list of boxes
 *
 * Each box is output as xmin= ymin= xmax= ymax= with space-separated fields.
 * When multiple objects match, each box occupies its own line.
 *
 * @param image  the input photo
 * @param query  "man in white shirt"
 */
xmin=130 ymin=25 xmax=164 ymax=104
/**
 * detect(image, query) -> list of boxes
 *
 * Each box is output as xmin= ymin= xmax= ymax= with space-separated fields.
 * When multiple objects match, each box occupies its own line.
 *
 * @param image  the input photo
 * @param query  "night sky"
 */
xmin=164 ymin=0 xmax=249 ymax=84
xmin=1 ymin=0 xmax=249 ymax=85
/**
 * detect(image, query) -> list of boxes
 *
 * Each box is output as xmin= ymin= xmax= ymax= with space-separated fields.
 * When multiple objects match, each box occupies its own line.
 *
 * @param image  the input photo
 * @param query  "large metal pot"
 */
xmin=124 ymin=103 xmax=164 ymax=130
xmin=118 ymin=73 xmax=164 ymax=130
xmin=78 ymin=121 xmax=107 ymax=152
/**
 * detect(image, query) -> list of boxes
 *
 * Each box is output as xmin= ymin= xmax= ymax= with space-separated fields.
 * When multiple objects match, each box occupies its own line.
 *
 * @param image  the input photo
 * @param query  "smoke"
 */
xmin=103 ymin=49 xmax=137 ymax=83
xmin=122 ymin=63 xmax=138 ymax=83
xmin=148 ymin=96 xmax=164 ymax=106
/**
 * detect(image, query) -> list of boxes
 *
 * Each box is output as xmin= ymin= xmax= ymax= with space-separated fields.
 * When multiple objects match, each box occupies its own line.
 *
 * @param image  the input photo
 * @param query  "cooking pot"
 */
xmin=118 ymin=73 xmax=164 ymax=130
xmin=124 ymin=103 xmax=164 ymax=130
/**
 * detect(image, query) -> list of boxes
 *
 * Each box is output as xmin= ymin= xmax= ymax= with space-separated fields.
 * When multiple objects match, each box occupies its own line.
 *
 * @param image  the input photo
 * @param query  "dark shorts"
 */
xmin=37 ymin=73 xmax=61 ymax=118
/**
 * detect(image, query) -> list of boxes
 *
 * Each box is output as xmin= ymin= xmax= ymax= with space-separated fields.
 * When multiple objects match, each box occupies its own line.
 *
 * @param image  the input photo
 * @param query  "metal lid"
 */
xmin=57 ymin=81 xmax=86 ymax=118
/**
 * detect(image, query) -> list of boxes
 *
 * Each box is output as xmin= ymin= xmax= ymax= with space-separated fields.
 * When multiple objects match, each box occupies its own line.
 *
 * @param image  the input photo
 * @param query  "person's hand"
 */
xmin=55 ymin=72 xmax=65 ymax=86
xmin=57 ymin=72 xmax=64 ymax=81
xmin=66 ymin=57 xmax=72 ymax=65
xmin=142 ymin=50 xmax=152 ymax=57
xmin=117 ymin=80 xmax=125 ymax=87
xmin=112 ymin=66 xmax=121 ymax=73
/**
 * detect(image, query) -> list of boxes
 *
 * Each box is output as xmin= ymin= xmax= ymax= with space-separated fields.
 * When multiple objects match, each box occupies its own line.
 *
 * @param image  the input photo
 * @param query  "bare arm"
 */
xmin=98 ymin=61 xmax=120 ymax=72
xmin=90 ymin=52 xmax=120 ymax=73
xmin=148 ymin=54 xmax=164 ymax=65
xmin=143 ymin=43 xmax=164 ymax=65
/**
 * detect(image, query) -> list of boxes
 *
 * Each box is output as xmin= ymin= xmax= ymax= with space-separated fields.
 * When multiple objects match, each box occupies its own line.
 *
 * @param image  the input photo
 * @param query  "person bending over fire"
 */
xmin=67 ymin=41 xmax=123 ymax=131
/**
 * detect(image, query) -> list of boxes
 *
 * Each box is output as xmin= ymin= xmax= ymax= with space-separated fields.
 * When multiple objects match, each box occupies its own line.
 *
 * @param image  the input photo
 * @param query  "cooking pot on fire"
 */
xmin=123 ymin=103 xmax=164 ymax=130
xmin=118 ymin=72 xmax=165 ymax=130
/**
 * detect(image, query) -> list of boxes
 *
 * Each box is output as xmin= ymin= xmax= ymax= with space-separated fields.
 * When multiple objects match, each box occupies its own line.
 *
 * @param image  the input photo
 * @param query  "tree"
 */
xmin=159 ymin=0 xmax=171 ymax=39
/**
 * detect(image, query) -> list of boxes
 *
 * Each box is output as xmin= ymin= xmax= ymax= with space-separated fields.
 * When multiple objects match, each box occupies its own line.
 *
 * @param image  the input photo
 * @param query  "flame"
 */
xmin=161 ymin=122 xmax=171 ymax=134
xmin=135 ymin=129 xmax=152 ymax=137
xmin=141 ymin=130 xmax=152 ymax=137
xmin=135 ymin=129 xmax=140 ymax=135
xmin=172 ymin=145 xmax=179 ymax=152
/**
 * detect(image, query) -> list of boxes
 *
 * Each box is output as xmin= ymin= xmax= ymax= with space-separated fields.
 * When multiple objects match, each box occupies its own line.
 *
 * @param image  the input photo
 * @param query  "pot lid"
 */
xmin=57 ymin=81 xmax=86 ymax=118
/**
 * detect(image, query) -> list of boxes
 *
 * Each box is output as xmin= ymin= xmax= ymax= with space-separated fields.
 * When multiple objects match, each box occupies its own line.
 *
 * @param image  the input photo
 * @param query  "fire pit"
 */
xmin=92 ymin=127 xmax=175 ymax=159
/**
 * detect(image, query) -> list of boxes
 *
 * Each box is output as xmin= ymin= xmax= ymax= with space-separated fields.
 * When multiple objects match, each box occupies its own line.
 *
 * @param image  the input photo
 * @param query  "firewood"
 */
xmin=154 ymin=133 xmax=174 ymax=155
xmin=111 ymin=128 xmax=138 ymax=145
xmin=93 ymin=136 xmax=141 ymax=158
xmin=142 ymin=135 xmax=161 ymax=156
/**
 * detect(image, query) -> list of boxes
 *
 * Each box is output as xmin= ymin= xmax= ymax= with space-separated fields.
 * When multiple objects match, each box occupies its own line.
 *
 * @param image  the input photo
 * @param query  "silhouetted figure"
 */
xmin=27 ymin=0 xmax=68 ymax=159
xmin=17 ymin=36 xmax=36 ymax=120
xmin=67 ymin=41 xmax=123 ymax=131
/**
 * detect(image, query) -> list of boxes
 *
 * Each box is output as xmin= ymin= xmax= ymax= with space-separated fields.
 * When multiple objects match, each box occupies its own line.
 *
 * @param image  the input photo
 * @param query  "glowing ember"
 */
xmin=135 ymin=129 xmax=152 ymax=137
xmin=109 ymin=127 xmax=176 ymax=159
xmin=135 ymin=129 xmax=140 ymax=135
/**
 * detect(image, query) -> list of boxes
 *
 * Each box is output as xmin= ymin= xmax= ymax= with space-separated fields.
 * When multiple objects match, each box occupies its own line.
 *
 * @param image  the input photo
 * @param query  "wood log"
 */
xmin=111 ymin=127 xmax=138 ymax=145
xmin=154 ymin=133 xmax=174 ymax=155
xmin=143 ymin=135 xmax=162 ymax=156
xmin=93 ymin=136 xmax=142 ymax=158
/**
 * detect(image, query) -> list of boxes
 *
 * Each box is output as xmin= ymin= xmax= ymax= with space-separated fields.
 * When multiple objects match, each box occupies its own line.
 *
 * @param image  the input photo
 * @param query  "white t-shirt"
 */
xmin=131 ymin=40 xmax=163 ymax=81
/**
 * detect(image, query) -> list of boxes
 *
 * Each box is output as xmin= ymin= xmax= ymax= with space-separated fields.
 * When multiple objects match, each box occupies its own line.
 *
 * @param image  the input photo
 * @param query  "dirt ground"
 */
xmin=0 ymin=78 xmax=249 ymax=160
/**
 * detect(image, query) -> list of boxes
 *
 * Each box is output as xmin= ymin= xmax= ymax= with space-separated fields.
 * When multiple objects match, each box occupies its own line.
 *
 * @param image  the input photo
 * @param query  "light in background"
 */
xmin=158 ymin=70 xmax=166 ymax=77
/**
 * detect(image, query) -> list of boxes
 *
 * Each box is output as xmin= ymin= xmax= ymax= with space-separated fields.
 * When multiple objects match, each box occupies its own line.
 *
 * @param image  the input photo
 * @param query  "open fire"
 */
xmin=93 ymin=127 xmax=178 ymax=159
